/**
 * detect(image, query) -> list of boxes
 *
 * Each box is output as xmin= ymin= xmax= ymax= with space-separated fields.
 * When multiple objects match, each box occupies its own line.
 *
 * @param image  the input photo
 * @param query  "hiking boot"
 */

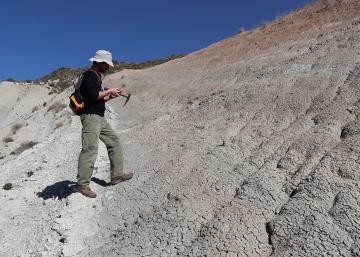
xmin=110 ymin=172 xmax=134 ymax=185
xmin=74 ymin=185 xmax=97 ymax=198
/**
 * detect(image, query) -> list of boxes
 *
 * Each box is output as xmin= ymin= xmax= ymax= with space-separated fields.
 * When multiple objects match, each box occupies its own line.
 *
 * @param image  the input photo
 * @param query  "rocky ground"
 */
xmin=1 ymin=0 xmax=360 ymax=256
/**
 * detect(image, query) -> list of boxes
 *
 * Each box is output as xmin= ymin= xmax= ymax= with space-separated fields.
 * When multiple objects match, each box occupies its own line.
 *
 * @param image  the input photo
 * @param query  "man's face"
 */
xmin=99 ymin=62 xmax=110 ymax=73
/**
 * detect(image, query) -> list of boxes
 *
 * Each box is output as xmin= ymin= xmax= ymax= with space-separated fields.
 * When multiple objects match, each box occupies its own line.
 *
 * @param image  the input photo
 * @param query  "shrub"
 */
xmin=47 ymin=102 xmax=67 ymax=113
xmin=32 ymin=106 xmax=39 ymax=113
xmin=10 ymin=141 xmax=38 ymax=155
xmin=11 ymin=123 xmax=24 ymax=135
xmin=238 ymin=27 xmax=246 ymax=34
xmin=3 ymin=183 xmax=12 ymax=190
xmin=23 ymin=54 xmax=186 ymax=93
xmin=56 ymin=80 xmax=71 ymax=91
xmin=2 ymin=136 xmax=14 ymax=143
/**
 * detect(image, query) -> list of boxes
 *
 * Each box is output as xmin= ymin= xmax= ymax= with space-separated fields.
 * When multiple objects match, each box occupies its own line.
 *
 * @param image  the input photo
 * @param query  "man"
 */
xmin=74 ymin=50 xmax=133 ymax=198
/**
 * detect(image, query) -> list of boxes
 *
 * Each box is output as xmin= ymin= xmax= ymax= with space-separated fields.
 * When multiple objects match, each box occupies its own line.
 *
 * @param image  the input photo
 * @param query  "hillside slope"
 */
xmin=1 ymin=0 xmax=360 ymax=257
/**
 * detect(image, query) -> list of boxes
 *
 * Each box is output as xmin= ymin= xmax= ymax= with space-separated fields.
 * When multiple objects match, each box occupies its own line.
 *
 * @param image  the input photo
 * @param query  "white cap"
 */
xmin=89 ymin=50 xmax=114 ymax=67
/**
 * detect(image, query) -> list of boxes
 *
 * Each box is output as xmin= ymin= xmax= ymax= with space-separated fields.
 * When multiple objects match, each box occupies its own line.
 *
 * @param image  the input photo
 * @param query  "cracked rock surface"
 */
xmin=1 ymin=1 xmax=360 ymax=256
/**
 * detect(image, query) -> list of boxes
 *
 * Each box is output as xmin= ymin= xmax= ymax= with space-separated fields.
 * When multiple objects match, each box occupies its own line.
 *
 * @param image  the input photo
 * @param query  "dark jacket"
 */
xmin=77 ymin=70 xmax=105 ymax=116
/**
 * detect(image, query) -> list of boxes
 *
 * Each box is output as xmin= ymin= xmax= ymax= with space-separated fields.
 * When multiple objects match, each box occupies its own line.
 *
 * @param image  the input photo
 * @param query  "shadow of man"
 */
xmin=37 ymin=180 xmax=76 ymax=200
xmin=91 ymin=177 xmax=110 ymax=187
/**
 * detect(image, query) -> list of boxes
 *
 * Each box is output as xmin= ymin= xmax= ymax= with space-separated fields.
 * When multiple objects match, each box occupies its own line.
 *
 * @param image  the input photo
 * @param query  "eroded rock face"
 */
xmin=91 ymin=5 xmax=360 ymax=257
xmin=1 ymin=1 xmax=360 ymax=257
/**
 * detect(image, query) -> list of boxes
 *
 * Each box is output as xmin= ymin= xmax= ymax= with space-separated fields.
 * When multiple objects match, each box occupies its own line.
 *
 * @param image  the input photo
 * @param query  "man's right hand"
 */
xmin=108 ymin=88 xmax=121 ymax=97
xmin=97 ymin=87 xmax=121 ymax=100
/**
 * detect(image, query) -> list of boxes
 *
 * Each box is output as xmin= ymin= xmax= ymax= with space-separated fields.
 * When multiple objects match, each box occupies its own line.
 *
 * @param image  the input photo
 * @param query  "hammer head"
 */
xmin=122 ymin=93 xmax=131 ymax=106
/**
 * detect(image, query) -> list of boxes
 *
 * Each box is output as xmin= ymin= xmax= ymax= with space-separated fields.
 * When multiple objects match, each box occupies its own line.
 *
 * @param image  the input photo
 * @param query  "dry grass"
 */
xmin=11 ymin=123 xmax=24 ymax=135
xmin=47 ymin=101 xmax=67 ymax=113
xmin=2 ymin=136 xmax=14 ymax=143
xmin=10 ymin=141 xmax=38 ymax=155
xmin=198 ymin=0 xmax=360 ymax=61
xmin=55 ymin=121 xmax=64 ymax=129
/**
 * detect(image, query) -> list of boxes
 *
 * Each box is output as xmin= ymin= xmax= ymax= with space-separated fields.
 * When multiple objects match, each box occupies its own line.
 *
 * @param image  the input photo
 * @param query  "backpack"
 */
xmin=69 ymin=70 xmax=102 ymax=115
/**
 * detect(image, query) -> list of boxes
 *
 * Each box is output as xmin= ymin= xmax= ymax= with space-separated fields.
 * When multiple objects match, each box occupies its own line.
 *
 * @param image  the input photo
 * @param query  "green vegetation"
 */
xmin=29 ymin=54 xmax=185 ymax=93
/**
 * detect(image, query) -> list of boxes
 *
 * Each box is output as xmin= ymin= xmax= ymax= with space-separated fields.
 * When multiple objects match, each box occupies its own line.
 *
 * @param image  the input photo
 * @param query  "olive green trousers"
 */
xmin=77 ymin=114 xmax=123 ymax=186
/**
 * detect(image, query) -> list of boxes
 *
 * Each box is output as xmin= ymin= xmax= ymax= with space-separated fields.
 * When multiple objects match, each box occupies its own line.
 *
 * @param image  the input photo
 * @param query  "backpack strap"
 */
xmin=88 ymin=69 xmax=102 ymax=82
xmin=73 ymin=70 xmax=104 ymax=92
xmin=88 ymin=69 xmax=105 ymax=91
xmin=73 ymin=74 xmax=84 ymax=91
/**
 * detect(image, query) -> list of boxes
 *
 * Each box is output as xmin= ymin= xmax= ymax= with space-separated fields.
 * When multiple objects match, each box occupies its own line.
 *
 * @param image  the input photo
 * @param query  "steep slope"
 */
xmin=90 ymin=1 xmax=360 ymax=256
xmin=1 ymin=0 xmax=360 ymax=257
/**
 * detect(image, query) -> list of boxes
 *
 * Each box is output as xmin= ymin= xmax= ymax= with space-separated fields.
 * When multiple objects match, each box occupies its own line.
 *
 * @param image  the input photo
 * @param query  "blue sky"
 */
xmin=0 ymin=0 xmax=315 ymax=81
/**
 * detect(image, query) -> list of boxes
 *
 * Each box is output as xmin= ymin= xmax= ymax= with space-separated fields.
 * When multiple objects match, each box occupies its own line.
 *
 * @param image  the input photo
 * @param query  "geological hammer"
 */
xmin=107 ymin=86 xmax=131 ymax=106
xmin=119 ymin=93 xmax=131 ymax=106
